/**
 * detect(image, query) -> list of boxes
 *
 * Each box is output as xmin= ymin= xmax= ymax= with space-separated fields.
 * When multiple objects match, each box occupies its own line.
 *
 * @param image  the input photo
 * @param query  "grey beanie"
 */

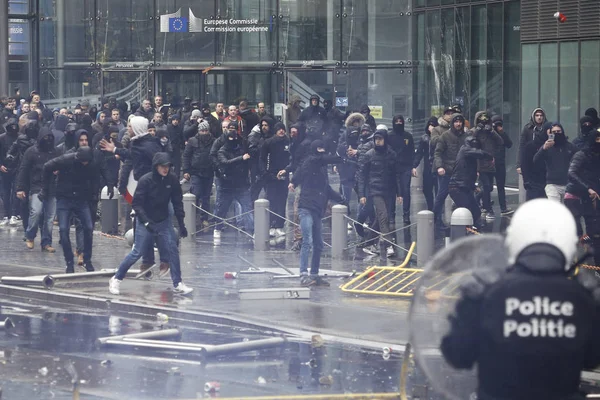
xmin=198 ymin=121 xmax=210 ymax=132
xmin=191 ymin=109 xmax=202 ymax=118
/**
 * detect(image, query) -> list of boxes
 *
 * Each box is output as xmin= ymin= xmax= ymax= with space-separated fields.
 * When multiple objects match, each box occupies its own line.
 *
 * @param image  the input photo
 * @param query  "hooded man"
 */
xmin=239 ymin=100 xmax=260 ymax=139
xmin=573 ymin=116 xmax=595 ymax=151
xmin=360 ymin=105 xmax=377 ymax=131
xmin=248 ymin=116 xmax=275 ymax=202
xmin=16 ymin=127 xmax=58 ymax=252
xmin=471 ymin=111 xmax=503 ymax=221
xmin=433 ymin=113 xmax=468 ymax=227
xmin=290 ymin=139 xmax=343 ymax=286
xmin=585 ymin=108 xmax=600 ymax=130
xmin=323 ymin=99 xmax=345 ymax=154
xmin=357 ymin=129 xmax=402 ymax=258
xmin=521 ymin=122 xmax=551 ymax=201
xmin=214 ymin=127 xmax=254 ymax=237
xmin=0 ymin=117 xmax=20 ymax=224
xmin=430 ymin=107 xmax=454 ymax=174
xmin=517 ymin=107 xmax=547 ymax=174
xmin=42 ymin=146 xmax=99 ymax=273
xmin=387 ymin=115 xmax=415 ymax=224
xmin=51 ymin=114 xmax=69 ymax=146
xmin=448 ymin=135 xmax=494 ymax=229
xmin=491 ymin=115 xmax=514 ymax=216
xmin=413 ymin=117 xmax=439 ymax=211
xmin=200 ymin=103 xmax=221 ymax=138
xmin=565 ymin=128 xmax=600 ymax=265
xmin=336 ymin=117 xmax=364 ymax=218
xmin=109 ymin=152 xmax=192 ymax=296
xmin=533 ymin=122 xmax=577 ymax=203
xmin=286 ymin=95 xmax=303 ymax=125
xmin=166 ymin=114 xmax=184 ymax=178
xmin=183 ymin=120 xmax=215 ymax=226
xmin=260 ymin=122 xmax=291 ymax=236
xmin=299 ymin=94 xmax=327 ymax=127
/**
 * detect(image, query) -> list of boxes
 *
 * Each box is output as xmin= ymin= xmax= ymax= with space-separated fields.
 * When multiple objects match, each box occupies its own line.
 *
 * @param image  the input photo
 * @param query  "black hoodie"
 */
xmin=565 ymin=132 xmax=600 ymax=200
xmin=521 ymin=122 xmax=550 ymax=191
xmin=357 ymin=130 xmax=400 ymax=199
xmin=132 ymin=152 xmax=185 ymax=227
xmin=517 ymin=107 xmax=546 ymax=168
xmin=248 ymin=116 xmax=275 ymax=175
xmin=43 ymin=146 xmax=100 ymax=201
xmin=16 ymin=127 xmax=58 ymax=196
xmin=449 ymin=137 xmax=493 ymax=190
xmin=217 ymin=130 xmax=250 ymax=189
xmin=533 ymin=123 xmax=576 ymax=186
xmin=51 ymin=114 xmax=69 ymax=146
xmin=388 ymin=115 xmax=415 ymax=172
xmin=260 ymin=132 xmax=291 ymax=180
xmin=0 ymin=117 xmax=19 ymax=169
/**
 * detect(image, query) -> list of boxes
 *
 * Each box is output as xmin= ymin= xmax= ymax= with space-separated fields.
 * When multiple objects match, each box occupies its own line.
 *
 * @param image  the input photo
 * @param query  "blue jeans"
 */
xmin=26 ymin=194 xmax=56 ymax=247
xmin=115 ymin=218 xmax=181 ymax=286
xmin=433 ymin=174 xmax=451 ymax=220
xmin=190 ymin=175 xmax=213 ymax=220
xmin=57 ymin=198 xmax=93 ymax=266
xmin=298 ymin=208 xmax=323 ymax=276
xmin=215 ymin=187 xmax=253 ymax=232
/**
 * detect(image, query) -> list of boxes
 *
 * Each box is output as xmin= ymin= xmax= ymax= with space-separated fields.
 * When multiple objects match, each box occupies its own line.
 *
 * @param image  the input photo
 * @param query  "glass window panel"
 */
xmin=455 ymin=6 xmax=470 ymax=115
xmin=40 ymin=68 xmax=101 ymax=109
xmin=96 ymin=0 xmax=154 ymax=64
xmin=155 ymin=0 xmax=216 ymax=66
xmin=9 ymin=0 xmax=28 ymax=14
xmin=414 ymin=12 xmax=426 ymax=123
xmin=103 ymin=71 xmax=151 ymax=105
xmin=426 ymin=10 xmax=441 ymax=115
xmin=486 ymin=3 xmax=503 ymax=115
xmin=279 ymin=0 xmax=340 ymax=65
xmin=415 ymin=0 xmax=426 ymax=7
xmin=427 ymin=0 xmax=441 ymax=6
xmin=216 ymin=0 xmax=277 ymax=65
xmin=39 ymin=0 xmax=95 ymax=67
xmin=341 ymin=0 xmax=410 ymax=62
xmin=521 ymin=44 xmax=539 ymax=131
xmin=470 ymin=5 xmax=487 ymax=121
xmin=559 ymin=42 xmax=579 ymax=137
xmin=157 ymin=71 xmax=201 ymax=106
xmin=580 ymin=41 xmax=600 ymax=115
xmin=439 ymin=9 xmax=454 ymax=111
xmin=539 ymin=43 xmax=558 ymax=119
xmin=207 ymin=71 xmax=279 ymax=107
xmin=503 ymin=0 xmax=521 ymax=183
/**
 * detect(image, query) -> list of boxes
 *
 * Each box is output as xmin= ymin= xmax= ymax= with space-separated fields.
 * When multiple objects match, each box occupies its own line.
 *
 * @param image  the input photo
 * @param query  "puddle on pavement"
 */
xmin=0 ymin=300 xmax=436 ymax=399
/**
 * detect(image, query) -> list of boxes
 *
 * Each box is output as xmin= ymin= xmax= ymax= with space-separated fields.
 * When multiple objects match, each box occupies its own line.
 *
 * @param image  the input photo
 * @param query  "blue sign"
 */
xmin=9 ymin=21 xmax=28 ymax=56
xmin=169 ymin=17 xmax=189 ymax=32
xmin=336 ymin=97 xmax=348 ymax=107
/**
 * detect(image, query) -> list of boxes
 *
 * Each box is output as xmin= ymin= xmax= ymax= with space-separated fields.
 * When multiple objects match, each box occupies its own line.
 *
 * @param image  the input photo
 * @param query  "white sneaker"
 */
xmin=0 ymin=217 xmax=9 ymax=226
xmin=386 ymin=246 xmax=395 ymax=256
xmin=109 ymin=276 xmax=121 ymax=295
xmin=213 ymin=229 xmax=221 ymax=239
xmin=362 ymin=245 xmax=380 ymax=256
xmin=173 ymin=282 xmax=194 ymax=295
xmin=347 ymin=223 xmax=353 ymax=230
xmin=269 ymin=228 xmax=276 ymax=237
xmin=275 ymin=228 xmax=286 ymax=237
xmin=9 ymin=216 xmax=20 ymax=226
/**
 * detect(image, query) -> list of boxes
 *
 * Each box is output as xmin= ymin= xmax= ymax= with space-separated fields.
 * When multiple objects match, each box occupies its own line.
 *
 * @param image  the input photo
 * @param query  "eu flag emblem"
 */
xmin=169 ymin=17 xmax=188 ymax=32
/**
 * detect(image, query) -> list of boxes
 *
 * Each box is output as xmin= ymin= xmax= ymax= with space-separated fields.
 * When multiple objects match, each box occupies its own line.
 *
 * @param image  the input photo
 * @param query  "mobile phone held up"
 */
xmin=548 ymin=133 xmax=555 ymax=141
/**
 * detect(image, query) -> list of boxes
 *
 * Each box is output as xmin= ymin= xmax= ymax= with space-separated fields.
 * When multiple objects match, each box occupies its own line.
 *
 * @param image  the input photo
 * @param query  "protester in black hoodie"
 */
xmin=248 ymin=116 xmax=275 ymax=202
xmin=448 ymin=136 xmax=494 ymax=228
xmin=290 ymin=140 xmax=343 ymax=287
xmin=533 ymin=122 xmax=576 ymax=203
xmin=521 ymin=122 xmax=550 ymax=201
xmin=200 ymin=103 xmax=221 ymax=138
xmin=565 ymin=128 xmax=600 ymax=265
xmin=490 ymin=115 xmax=514 ymax=215
xmin=0 ymin=117 xmax=20 ymax=223
xmin=43 ymin=146 xmax=98 ymax=273
xmin=16 ymin=127 xmax=58 ymax=252
xmin=517 ymin=107 xmax=547 ymax=174
xmin=260 ymin=122 xmax=290 ymax=235
xmin=413 ymin=117 xmax=438 ymax=211
xmin=585 ymin=107 xmax=600 ymax=130
xmin=109 ymin=152 xmax=192 ymax=296
xmin=387 ymin=115 xmax=415 ymax=224
xmin=56 ymin=123 xmax=78 ymax=155
xmin=573 ymin=116 xmax=595 ymax=151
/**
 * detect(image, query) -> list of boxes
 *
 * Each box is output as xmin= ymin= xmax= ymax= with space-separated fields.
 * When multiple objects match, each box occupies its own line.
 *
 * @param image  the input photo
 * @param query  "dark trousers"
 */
xmin=190 ymin=175 xmax=213 ymax=221
xmin=422 ymin=170 xmax=437 ymax=211
xmin=476 ymin=171 xmax=494 ymax=212
xmin=371 ymin=195 xmax=392 ymax=253
xmin=171 ymin=148 xmax=182 ymax=179
xmin=389 ymin=170 xmax=412 ymax=222
xmin=494 ymin=164 xmax=507 ymax=210
xmin=433 ymin=174 xmax=451 ymax=220
xmin=1 ymin=173 xmax=18 ymax=218
xmin=250 ymin=173 xmax=267 ymax=204
xmin=266 ymin=178 xmax=288 ymax=229
xmin=525 ymin=185 xmax=547 ymax=201
xmin=216 ymin=187 xmax=254 ymax=232
xmin=57 ymin=198 xmax=93 ymax=267
xmin=340 ymin=181 xmax=355 ymax=216
xmin=449 ymin=186 xmax=481 ymax=227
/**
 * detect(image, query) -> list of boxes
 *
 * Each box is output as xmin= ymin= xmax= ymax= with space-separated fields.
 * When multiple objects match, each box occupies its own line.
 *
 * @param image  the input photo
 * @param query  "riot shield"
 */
xmin=408 ymin=234 xmax=508 ymax=400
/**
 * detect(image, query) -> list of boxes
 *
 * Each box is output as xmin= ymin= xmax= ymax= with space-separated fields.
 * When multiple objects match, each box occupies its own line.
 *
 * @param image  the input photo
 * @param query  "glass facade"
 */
xmin=413 ymin=0 xmax=521 ymax=184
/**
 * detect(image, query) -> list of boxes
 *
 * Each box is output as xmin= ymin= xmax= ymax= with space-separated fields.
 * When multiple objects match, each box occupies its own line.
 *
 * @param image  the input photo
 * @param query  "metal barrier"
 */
xmin=191 ymin=203 xmax=254 ymax=239
xmin=339 ymin=242 xmax=419 ymax=297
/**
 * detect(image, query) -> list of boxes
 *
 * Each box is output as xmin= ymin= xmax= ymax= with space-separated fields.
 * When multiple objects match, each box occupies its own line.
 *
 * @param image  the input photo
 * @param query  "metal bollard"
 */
xmin=331 ymin=204 xmax=348 ymax=259
xmin=182 ymin=193 xmax=196 ymax=241
xmin=254 ymin=199 xmax=270 ymax=251
xmin=444 ymin=195 xmax=453 ymax=225
xmin=450 ymin=208 xmax=473 ymax=242
xmin=416 ymin=210 xmax=434 ymax=268
xmin=518 ymin=173 xmax=526 ymax=204
xmin=100 ymin=186 xmax=119 ymax=234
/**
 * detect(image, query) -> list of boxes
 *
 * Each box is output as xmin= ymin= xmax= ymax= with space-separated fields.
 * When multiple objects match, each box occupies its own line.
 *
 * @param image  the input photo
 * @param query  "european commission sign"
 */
xmin=160 ymin=8 xmax=272 ymax=33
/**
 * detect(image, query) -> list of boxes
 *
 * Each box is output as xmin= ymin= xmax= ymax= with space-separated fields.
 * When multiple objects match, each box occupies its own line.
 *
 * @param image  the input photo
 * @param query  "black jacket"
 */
xmin=248 ymin=117 xmax=275 ymax=176
xmin=210 ymin=134 xmax=229 ymax=178
xmin=282 ymin=123 xmax=307 ymax=175
xmin=449 ymin=144 xmax=493 ymax=190
xmin=239 ymin=108 xmax=260 ymax=138
xmin=291 ymin=153 xmax=343 ymax=217
xmin=182 ymin=133 xmax=214 ymax=178
xmin=167 ymin=122 xmax=184 ymax=151
xmin=566 ymin=149 xmax=600 ymax=199
xmin=442 ymin=263 xmax=600 ymax=400
xmin=336 ymin=129 xmax=360 ymax=185
xmin=493 ymin=128 xmax=513 ymax=165
xmin=260 ymin=134 xmax=290 ymax=180
xmin=132 ymin=152 xmax=185 ymax=226
xmin=517 ymin=107 xmax=546 ymax=168
xmin=413 ymin=133 xmax=432 ymax=172
xmin=201 ymin=112 xmax=222 ymax=138
xmin=16 ymin=128 xmax=58 ymax=196
xmin=387 ymin=126 xmax=415 ymax=173
xmin=217 ymin=137 xmax=250 ymax=189
xmin=471 ymin=124 xmax=503 ymax=173
xmin=357 ymin=135 xmax=401 ymax=199
xmin=533 ymin=137 xmax=577 ymax=186
xmin=434 ymin=127 xmax=468 ymax=175
xmin=521 ymin=130 xmax=548 ymax=191
xmin=43 ymin=152 xmax=100 ymax=201
xmin=4 ymin=133 xmax=37 ymax=172
xmin=114 ymin=134 xmax=163 ymax=181
xmin=0 ymin=126 xmax=19 ymax=172
xmin=183 ymin=120 xmax=200 ymax=142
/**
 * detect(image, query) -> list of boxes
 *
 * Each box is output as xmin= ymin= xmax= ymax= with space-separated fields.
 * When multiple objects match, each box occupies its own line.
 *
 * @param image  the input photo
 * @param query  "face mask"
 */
xmin=582 ymin=125 xmax=593 ymax=135
xmin=160 ymin=137 xmax=168 ymax=145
